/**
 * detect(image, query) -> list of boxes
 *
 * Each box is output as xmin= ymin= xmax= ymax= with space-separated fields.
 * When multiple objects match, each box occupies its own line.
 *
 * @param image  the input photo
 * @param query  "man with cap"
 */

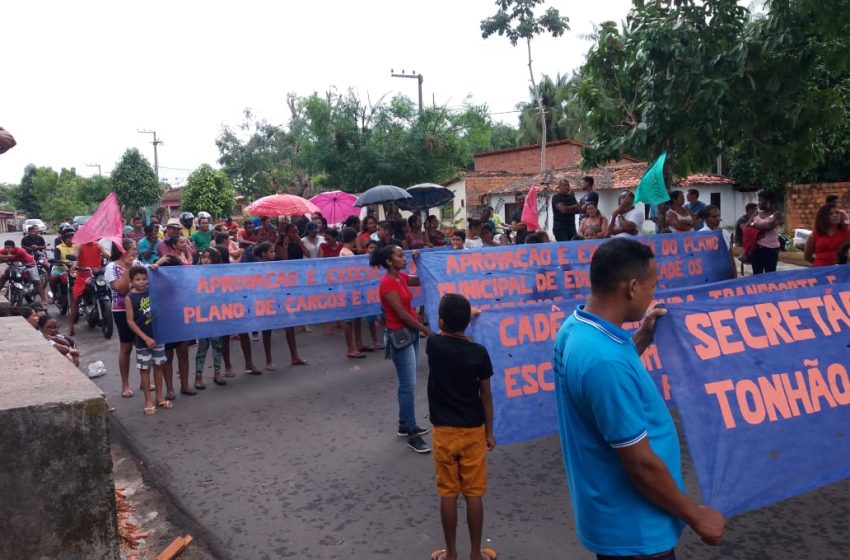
xmin=158 ymin=218 xmax=193 ymax=261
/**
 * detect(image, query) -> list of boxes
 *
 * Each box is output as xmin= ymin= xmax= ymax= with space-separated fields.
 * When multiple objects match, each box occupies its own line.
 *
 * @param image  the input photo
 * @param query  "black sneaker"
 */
xmin=407 ymin=436 xmax=431 ymax=453
xmin=397 ymin=424 xmax=430 ymax=437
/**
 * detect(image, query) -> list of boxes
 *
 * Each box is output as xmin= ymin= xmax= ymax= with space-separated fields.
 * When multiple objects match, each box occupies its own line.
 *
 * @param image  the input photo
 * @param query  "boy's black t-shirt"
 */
xmin=426 ymin=334 xmax=493 ymax=428
xmin=128 ymin=289 xmax=153 ymax=349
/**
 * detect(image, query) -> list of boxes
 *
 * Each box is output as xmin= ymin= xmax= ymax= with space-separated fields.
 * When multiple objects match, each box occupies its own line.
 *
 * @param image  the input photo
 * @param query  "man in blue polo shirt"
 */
xmin=553 ymin=238 xmax=724 ymax=559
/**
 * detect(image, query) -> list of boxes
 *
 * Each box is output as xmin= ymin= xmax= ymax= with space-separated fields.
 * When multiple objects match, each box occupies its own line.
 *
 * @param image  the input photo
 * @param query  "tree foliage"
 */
xmin=181 ymin=164 xmax=235 ymax=219
xmin=17 ymin=165 xmax=40 ymax=216
xmin=516 ymin=73 xmax=587 ymax=144
xmin=481 ymin=0 xmax=569 ymax=171
xmin=577 ymin=0 xmax=850 ymax=186
xmin=217 ymin=91 xmax=517 ymax=199
xmin=112 ymin=148 xmax=162 ymax=216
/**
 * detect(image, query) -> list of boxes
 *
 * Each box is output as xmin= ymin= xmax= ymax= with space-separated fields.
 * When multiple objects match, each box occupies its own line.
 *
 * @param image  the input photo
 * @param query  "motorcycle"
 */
xmin=31 ymin=249 xmax=53 ymax=301
xmin=48 ymin=259 xmax=71 ymax=316
xmin=63 ymin=257 xmax=114 ymax=339
xmin=4 ymin=262 xmax=36 ymax=306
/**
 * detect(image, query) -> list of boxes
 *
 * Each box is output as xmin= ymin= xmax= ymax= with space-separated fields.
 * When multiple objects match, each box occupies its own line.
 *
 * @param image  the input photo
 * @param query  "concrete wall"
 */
xmin=786 ymin=182 xmax=850 ymax=234
xmin=0 ymin=317 xmax=119 ymax=559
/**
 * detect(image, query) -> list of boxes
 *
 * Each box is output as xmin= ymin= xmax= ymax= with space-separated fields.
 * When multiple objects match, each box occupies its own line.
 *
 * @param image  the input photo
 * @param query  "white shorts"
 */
xmin=135 ymin=345 xmax=166 ymax=370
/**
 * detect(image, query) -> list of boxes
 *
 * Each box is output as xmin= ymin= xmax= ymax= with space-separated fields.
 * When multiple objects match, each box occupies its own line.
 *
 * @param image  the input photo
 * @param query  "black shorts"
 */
xmin=113 ymin=311 xmax=135 ymax=344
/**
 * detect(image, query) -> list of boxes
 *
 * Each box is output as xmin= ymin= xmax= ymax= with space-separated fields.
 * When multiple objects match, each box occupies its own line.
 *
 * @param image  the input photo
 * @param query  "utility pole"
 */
xmin=85 ymin=163 xmax=102 ymax=176
xmin=137 ymin=129 xmax=163 ymax=183
xmin=390 ymin=69 xmax=423 ymax=113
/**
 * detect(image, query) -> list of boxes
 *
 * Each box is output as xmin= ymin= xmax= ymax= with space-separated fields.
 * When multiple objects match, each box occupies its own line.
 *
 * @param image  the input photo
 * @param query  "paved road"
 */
xmin=51 ymin=312 xmax=847 ymax=560
xmin=6 ymin=229 xmax=845 ymax=558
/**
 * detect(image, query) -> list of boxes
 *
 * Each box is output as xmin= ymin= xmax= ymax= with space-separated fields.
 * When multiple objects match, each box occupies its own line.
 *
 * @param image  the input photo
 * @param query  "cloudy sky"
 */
xmin=2 ymin=0 xmax=634 ymax=185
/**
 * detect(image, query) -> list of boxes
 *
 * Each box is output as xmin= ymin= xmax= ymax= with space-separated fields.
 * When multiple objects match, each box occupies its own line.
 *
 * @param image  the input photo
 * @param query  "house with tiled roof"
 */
xmin=466 ymin=141 xmax=755 ymax=235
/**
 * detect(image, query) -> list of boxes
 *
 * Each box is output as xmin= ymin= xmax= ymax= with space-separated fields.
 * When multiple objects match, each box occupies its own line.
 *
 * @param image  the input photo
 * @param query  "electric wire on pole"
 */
xmin=137 ymin=130 xmax=163 ymax=183
xmin=390 ymin=69 xmax=424 ymax=113
xmin=85 ymin=163 xmax=102 ymax=176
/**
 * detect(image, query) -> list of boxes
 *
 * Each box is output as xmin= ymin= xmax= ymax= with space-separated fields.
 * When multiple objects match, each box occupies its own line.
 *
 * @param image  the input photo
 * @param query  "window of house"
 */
xmin=710 ymin=192 xmax=721 ymax=210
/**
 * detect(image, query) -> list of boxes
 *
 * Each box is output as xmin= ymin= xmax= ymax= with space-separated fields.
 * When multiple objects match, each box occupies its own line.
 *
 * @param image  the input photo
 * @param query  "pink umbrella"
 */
xmin=309 ymin=190 xmax=358 ymax=225
xmin=246 ymin=194 xmax=320 ymax=217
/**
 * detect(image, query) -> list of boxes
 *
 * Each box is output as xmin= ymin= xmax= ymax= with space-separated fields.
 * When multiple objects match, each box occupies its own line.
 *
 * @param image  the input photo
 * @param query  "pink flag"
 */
xmin=72 ymin=192 xmax=125 ymax=250
xmin=521 ymin=184 xmax=541 ymax=232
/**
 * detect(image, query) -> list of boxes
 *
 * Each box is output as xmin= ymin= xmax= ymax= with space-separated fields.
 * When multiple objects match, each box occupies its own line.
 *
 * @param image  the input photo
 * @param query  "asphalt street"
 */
xmin=62 ymin=317 xmax=849 ymax=560
xmin=6 ymin=230 xmax=849 ymax=559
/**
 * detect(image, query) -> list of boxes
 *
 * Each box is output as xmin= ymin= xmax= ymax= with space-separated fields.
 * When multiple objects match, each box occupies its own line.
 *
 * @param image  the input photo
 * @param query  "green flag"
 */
xmin=634 ymin=152 xmax=670 ymax=206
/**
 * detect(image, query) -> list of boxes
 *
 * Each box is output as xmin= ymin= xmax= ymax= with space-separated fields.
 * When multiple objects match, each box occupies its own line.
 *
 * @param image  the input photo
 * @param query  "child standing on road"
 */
xmin=194 ymin=248 xmax=226 ymax=387
xmin=427 ymin=293 xmax=496 ymax=560
xmin=125 ymin=266 xmax=171 ymax=415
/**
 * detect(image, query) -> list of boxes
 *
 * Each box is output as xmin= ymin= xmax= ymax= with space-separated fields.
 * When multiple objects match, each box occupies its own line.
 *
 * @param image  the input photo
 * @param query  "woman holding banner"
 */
xmin=371 ymin=245 xmax=432 ymax=454
xmin=805 ymin=205 xmax=850 ymax=267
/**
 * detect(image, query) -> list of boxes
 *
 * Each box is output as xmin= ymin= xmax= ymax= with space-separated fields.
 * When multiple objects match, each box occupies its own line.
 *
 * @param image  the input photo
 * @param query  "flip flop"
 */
xmin=121 ymin=389 xmax=134 ymax=398
xmin=481 ymin=548 xmax=497 ymax=559
xmin=266 ymin=363 xmax=277 ymax=371
xmin=358 ymin=346 xmax=375 ymax=352
xmin=430 ymin=549 xmax=447 ymax=560
xmin=157 ymin=400 xmax=174 ymax=409
xmin=213 ymin=378 xmax=227 ymax=386
xmin=224 ymin=371 xmax=237 ymax=378
xmin=180 ymin=389 xmax=198 ymax=396
xmin=245 ymin=369 xmax=262 ymax=376
xmin=347 ymin=352 xmax=366 ymax=359
xmin=194 ymin=382 xmax=207 ymax=390
xmin=291 ymin=358 xmax=309 ymax=366
xmin=143 ymin=406 xmax=157 ymax=416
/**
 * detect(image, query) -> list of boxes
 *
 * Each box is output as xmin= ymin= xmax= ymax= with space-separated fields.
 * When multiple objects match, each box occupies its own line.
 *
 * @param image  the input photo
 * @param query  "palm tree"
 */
xmin=516 ymin=73 xmax=587 ymax=146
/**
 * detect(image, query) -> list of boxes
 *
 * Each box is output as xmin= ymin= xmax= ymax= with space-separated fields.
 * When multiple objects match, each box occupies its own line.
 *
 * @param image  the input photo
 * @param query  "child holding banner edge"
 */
xmin=427 ymin=293 xmax=496 ymax=560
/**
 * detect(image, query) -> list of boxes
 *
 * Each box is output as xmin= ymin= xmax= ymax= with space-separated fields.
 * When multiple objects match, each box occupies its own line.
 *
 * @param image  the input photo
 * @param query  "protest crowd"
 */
xmin=4 ymin=180 xmax=850 ymax=560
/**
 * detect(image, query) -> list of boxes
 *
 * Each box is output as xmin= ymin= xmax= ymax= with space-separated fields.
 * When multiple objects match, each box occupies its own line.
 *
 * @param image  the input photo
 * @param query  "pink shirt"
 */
xmin=754 ymin=212 xmax=780 ymax=249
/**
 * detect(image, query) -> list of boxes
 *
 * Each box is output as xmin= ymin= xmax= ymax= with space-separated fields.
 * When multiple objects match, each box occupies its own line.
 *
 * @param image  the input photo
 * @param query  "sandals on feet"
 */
xmin=157 ymin=400 xmax=173 ymax=409
xmin=347 ymin=352 xmax=366 ymax=359
xmin=291 ymin=358 xmax=309 ymax=366
xmin=121 ymin=389 xmax=134 ymax=398
xmin=143 ymin=406 xmax=156 ymax=416
xmin=430 ymin=550 xmax=446 ymax=560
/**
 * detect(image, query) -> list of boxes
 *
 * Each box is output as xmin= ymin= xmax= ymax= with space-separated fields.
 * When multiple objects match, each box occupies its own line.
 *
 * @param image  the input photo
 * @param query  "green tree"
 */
xmin=577 ymin=1 xmax=750 ymax=179
xmin=76 ymin=175 xmax=114 ymax=211
xmin=481 ymin=0 xmax=570 ymax=171
xmin=181 ymin=164 xmax=235 ymax=218
xmin=112 ymin=148 xmax=162 ymax=217
xmin=0 ymin=183 xmax=19 ymax=209
xmin=516 ymin=73 xmax=586 ymax=144
xmin=17 ymin=164 xmax=40 ymax=217
xmin=31 ymin=167 xmax=86 ymax=224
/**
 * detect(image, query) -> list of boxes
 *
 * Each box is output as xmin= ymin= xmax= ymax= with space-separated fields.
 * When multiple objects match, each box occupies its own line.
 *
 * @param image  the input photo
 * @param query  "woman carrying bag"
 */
xmin=370 ymin=244 xmax=432 ymax=454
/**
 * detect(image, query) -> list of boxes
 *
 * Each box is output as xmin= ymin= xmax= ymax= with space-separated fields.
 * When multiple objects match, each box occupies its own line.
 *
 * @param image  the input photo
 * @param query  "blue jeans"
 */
xmin=389 ymin=330 xmax=420 ymax=433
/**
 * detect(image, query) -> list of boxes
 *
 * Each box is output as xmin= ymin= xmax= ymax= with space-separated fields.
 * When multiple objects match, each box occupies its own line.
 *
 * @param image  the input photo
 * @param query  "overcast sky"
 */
xmin=2 ymin=0 xmax=634 ymax=185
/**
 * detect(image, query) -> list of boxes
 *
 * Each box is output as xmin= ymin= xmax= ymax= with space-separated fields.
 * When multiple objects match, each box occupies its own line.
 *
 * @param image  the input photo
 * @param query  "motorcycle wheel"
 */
xmin=100 ymin=302 xmax=114 ymax=339
xmin=86 ymin=304 xmax=98 ymax=328
xmin=9 ymin=288 xmax=23 ymax=307
xmin=57 ymin=287 xmax=68 ymax=316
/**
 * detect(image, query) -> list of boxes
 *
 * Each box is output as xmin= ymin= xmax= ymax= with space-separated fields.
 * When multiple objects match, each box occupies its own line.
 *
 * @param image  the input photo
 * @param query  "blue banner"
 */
xmin=655 ymin=278 xmax=850 ymax=516
xmin=417 ymin=231 xmax=732 ymax=329
xmin=467 ymin=266 xmax=850 ymax=447
xmin=149 ymin=254 xmax=424 ymax=344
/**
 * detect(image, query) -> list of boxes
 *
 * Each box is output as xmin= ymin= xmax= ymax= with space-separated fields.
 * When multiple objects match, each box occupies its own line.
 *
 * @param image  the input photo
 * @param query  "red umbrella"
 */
xmin=246 ymin=194 xmax=320 ymax=217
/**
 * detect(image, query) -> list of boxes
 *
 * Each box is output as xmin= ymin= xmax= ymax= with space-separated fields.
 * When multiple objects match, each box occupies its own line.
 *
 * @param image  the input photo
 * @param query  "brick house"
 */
xmin=470 ymin=141 xmax=751 ymax=236
xmin=785 ymin=182 xmax=850 ymax=234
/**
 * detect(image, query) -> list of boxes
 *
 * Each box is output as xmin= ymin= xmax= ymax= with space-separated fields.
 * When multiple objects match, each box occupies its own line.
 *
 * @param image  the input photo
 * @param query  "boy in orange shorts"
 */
xmin=427 ymin=294 xmax=497 ymax=560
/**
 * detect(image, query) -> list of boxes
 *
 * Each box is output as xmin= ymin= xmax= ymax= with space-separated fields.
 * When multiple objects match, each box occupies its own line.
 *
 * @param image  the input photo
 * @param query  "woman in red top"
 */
xmin=318 ymin=228 xmax=343 ymax=257
xmin=371 ymin=245 xmax=432 ymax=454
xmin=358 ymin=216 xmax=378 ymax=254
xmin=805 ymin=204 xmax=850 ymax=267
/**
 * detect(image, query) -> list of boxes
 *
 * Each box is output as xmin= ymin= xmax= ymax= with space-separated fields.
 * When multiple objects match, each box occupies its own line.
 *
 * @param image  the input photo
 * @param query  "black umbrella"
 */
xmin=354 ymin=184 xmax=412 ymax=207
xmin=396 ymin=183 xmax=455 ymax=212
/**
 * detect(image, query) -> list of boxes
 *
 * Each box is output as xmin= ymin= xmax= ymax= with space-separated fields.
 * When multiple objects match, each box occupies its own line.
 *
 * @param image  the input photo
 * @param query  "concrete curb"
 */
xmin=108 ymin=415 xmax=229 ymax=560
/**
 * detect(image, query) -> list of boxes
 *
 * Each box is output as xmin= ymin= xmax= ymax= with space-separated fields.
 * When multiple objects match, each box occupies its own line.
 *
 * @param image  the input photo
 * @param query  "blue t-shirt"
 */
xmin=553 ymin=305 xmax=685 ymax=556
xmin=137 ymin=237 xmax=159 ymax=264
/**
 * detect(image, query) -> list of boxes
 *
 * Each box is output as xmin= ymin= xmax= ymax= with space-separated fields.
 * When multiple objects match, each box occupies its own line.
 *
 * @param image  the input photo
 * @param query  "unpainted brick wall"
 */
xmin=474 ymin=143 xmax=584 ymax=174
xmin=786 ymin=182 xmax=850 ymax=233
